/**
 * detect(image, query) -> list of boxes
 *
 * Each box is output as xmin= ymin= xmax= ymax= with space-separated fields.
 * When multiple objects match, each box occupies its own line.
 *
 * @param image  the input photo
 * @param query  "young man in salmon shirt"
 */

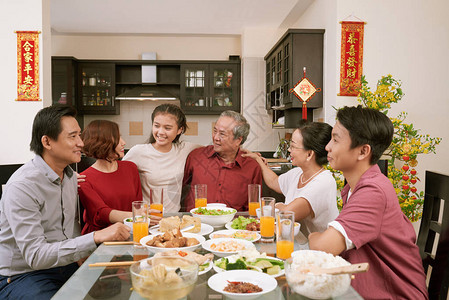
xmin=309 ymin=106 xmax=428 ymax=299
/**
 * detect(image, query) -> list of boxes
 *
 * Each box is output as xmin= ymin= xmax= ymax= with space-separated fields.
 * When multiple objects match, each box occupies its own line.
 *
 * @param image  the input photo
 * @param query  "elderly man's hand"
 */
xmin=241 ymin=149 xmax=268 ymax=166
xmin=93 ymin=222 xmax=131 ymax=244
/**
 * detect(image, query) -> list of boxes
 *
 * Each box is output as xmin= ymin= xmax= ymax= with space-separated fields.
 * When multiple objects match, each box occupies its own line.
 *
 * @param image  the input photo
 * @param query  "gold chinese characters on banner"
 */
xmin=339 ymin=21 xmax=365 ymax=96
xmin=16 ymin=31 xmax=41 ymax=101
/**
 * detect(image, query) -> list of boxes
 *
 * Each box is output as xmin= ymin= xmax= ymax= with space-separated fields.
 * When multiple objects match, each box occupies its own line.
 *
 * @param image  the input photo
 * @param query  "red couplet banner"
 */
xmin=16 ymin=31 xmax=41 ymax=101
xmin=339 ymin=22 xmax=364 ymax=96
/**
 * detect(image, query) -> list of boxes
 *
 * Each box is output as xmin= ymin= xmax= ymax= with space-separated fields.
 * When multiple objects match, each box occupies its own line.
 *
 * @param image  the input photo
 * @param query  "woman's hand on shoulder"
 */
xmin=76 ymin=173 xmax=86 ymax=187
xmin=241 ymin=149 xmax=267 ymax=165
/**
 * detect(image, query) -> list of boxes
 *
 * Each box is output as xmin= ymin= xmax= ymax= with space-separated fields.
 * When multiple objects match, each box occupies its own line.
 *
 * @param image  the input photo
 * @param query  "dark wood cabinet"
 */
xmin=51 ymin=57 xmax=77 ymax=107
xmin=77 ymin=62 xmax=118 ymax=115
xmin=265 ymin=29 xmax=324 ymax=127
xmin=180 ymin=62 xmax=240 ymax=115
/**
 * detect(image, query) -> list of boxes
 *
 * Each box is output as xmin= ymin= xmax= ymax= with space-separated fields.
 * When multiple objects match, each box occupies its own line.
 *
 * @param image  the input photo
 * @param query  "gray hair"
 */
xmin=219 ymin=110 xmax=250 ymax=145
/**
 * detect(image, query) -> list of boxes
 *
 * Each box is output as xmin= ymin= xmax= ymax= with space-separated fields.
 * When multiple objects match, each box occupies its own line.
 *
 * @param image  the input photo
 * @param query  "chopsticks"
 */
xmin=88 ymin=261 xmax=135 ymax=267
xmin=103 ymin=241 xmax=139 ymax=245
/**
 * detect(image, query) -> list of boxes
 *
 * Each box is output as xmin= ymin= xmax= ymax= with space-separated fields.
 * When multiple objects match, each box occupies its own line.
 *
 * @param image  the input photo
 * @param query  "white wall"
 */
xmin=294 ymin=0 xmax=449 ymax=191
xmin=0 ymin=0 xmax=50 ymax=164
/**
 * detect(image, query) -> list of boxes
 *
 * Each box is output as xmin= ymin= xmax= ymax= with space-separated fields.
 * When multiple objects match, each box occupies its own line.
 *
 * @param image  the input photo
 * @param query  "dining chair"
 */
xmin=0 ymin=164 xmax=24 ymax=198
xmin=416 ymin=170 xmax=449 ymax=299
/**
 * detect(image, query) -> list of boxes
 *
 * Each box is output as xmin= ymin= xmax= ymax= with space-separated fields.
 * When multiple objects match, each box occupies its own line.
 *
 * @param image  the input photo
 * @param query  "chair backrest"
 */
xmin=416 ymin=170 xmax=449 ymax=299
xmin=0 ymin=164 xmax=24 ymax=198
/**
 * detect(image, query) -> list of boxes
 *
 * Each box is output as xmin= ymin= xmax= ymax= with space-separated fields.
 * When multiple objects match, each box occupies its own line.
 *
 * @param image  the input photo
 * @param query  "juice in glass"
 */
xmin=276 ymin=240 xmax=294 ymax=259
xmin=133 ymin=221 xmax=149 ymax=244
xmin=195 ymin=197 xmax=207 ymax=208
xmin=248 ymin=201 xmax=260 ymax=217
xmin=260 ymin=216 xmax=275 ymax=238
xmin=150 ymin=203 xmax=163 ymax=217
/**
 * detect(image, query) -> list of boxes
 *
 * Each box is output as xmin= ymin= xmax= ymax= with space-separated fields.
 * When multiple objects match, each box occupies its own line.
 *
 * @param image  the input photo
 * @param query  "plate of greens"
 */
xmin=225 ymin=216 xmax=260 ymax=231
xmin=213 ymin=249 xmax=285 ymax=278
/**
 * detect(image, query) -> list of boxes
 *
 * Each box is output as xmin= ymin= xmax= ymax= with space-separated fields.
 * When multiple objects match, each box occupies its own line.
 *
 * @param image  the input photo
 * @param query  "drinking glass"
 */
xmin=276 ymin=211 xmax=295 ymax=259
xmin=194 ymin=184 xmax=207 ymax=208
xmin=132 ymin=201 xmax=149 ymax=246
xmin=260 ymin=197 xmax=276 ymax=242
xmin=149 ymin=188 xmax=164 ymax=217
xmin=248 ymin=184 xmax=261 ymax=217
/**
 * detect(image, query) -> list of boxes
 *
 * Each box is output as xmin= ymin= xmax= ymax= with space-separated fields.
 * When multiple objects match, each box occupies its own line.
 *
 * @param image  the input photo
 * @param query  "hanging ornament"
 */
xmin=289 ymin=67 xmax=321 ymax=120
xmin=409 ymin=159 xmax=418 ymax=167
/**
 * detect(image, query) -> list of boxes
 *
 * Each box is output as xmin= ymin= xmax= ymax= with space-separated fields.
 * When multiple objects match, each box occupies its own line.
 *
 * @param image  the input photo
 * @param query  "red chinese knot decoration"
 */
xmin=339 ymin=21 xmax=365 ymax=96
xmin=16 ymin=31 xmax=41 ymax=101
xmin=289 ymin=67 xmax=321 ymax=120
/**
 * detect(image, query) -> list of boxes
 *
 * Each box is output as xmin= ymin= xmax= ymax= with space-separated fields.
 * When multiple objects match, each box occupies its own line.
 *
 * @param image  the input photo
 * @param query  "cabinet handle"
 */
xmin=207 ymin=97 xmax=210 ymax=107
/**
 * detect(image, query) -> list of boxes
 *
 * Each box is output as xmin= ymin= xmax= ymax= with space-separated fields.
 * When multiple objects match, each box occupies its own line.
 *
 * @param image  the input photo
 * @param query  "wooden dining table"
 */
xmin=52 ymin=212 xmax=363 ymax=300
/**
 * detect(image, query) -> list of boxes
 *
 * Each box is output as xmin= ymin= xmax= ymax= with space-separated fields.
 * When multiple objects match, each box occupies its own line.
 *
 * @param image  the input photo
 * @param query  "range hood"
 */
xmin=116 ymin=52 xmax=179 ymax=101
xmin=115 ymin=86 xmax=178 ymax=101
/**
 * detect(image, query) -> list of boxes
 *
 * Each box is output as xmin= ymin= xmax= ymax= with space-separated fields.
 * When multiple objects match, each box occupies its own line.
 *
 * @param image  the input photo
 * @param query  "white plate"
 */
xmin=208 ymin=270 xmax=277 ymax=300
xmin=210 ymin=230 xmax=261 ymax=243
xmin=199 ymin=260 xmax=213 ymax=275
xmin=213 ymin=256 xmax=285 ymax=278
xmin=202 ymin=238 xmax=255 ymax=258
xmin=148 ymin=223 xmax=214 ymax=236
xmin=140 ymin=232 xmax=205 ymax=254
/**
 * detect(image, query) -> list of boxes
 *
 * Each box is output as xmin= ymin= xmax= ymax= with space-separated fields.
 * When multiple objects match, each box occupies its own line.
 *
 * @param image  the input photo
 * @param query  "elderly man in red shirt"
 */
xmin=182 ymin=111 xmax=262 ymax=211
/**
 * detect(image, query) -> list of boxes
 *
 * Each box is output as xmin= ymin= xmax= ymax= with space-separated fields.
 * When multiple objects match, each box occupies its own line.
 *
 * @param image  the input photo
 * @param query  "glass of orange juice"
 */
xmin=276 ymin=211 xmax=295 ymax=259
xmin=194 ymin=184 xmax=207 ymax=208
xmin=260 ymin=197 xmax=276 ymax=242
xmin=248 ymin=184 xmax=261 ymax=217
xmin=149 ymin=188 xmax=164 ymax=217
xmin=132 ymin=201 xmax=149 ymax=247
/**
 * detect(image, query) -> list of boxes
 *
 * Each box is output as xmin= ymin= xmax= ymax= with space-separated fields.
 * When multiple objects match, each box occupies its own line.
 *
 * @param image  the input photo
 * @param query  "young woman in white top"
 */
xmin=123 ymin=104 xmax=200 ymax=213
xmin=243 ymin=121 xmax=338 ymax=236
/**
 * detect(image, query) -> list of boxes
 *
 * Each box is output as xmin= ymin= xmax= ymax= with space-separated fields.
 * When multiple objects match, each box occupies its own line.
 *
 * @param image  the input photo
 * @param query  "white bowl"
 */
xmin=207 ymin=203 xmax=227 ymax=208
xmin=286 ymin=250 xmax=351 ymax=299
xmin=190 ymin=207 xmax=237 ymax=228
xmin=123 ymin=217 xmax=133 ymax=233
xmin=255 ymin=207 xmax=279 ymax=219
xmin=202 ymin=238 xmax=255 ymax=258
xmin=208 ymin=270 xmax=277 ymax=300
xmin=140 ymin=232 xmax=205 ymax=254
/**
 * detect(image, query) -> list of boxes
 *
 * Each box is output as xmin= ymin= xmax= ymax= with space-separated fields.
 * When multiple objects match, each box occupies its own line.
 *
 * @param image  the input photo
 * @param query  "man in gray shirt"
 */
xmin=0 ymin=105 xmax=131 ymax=299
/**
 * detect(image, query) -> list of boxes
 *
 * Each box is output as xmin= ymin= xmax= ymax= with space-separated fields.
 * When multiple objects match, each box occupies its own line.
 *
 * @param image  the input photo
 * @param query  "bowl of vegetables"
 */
xmin=190 ymin=207 xmax=236 ymax=228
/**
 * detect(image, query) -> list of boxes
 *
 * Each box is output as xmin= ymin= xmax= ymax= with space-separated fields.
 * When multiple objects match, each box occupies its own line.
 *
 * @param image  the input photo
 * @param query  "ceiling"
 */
xmin=50 ymin=0 xmax=313 ymax=35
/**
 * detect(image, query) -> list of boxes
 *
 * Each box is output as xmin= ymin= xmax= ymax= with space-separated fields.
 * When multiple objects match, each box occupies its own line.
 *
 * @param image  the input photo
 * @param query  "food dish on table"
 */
xmin=140 ymin=230 xmax=205 ymax=253
xmin=213 ymin=248 xmax=285 ymax=277
xmin=285 ymin=250 xmax=351 ymax=299
xmin=190 ymin=207 xmax=237 ymax=228
xmin=150 ymin=223 xmax=214 ymax=236
xmin=202 ymin=238 xmax=255 ymax=258
xmin=208 ymin=270 xmax=277 ymax=300
xmin=153 ymin=250 xmax=214 ymax=275
xmin=159 ymin=215 xmax=201 ymax=233
xmin=225 ymin=216 xmax=260 ymax=231
xmin=130 ymin=257 xmax=198 ymax=300
xmin=209 ymin=229 xmax=261 ymax=242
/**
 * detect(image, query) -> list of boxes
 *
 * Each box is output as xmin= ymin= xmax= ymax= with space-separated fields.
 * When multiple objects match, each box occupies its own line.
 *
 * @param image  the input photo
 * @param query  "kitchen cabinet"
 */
xmin=77 ymin=62 xmax=118 ymax=115
xmin=180 ymin=61 xmax=240 ymax=115
xmin=265 ymin=29 xmax=324 ymax=127
xmin=51 ymin=57 xmax=77 ymax=106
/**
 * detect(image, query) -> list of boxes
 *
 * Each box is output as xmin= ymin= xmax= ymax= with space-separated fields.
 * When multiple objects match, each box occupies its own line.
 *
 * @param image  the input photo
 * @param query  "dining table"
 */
xmin=52 ymin=212 xmax=363 ymax=300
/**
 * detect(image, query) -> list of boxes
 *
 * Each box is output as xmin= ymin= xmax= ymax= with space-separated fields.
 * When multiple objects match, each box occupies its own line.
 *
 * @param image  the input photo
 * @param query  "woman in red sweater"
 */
xmin=78 ymin=120 xmax=148 ymax=234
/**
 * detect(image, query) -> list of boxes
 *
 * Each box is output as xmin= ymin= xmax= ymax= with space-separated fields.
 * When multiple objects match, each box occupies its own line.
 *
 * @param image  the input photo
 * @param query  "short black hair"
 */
xmin=297 ymin=120 xmax=333 ymax=166
xmin=336 ymin=105 xmax=393 ymax=165
xmin=30 ymin=105 xmax=77 ymax=155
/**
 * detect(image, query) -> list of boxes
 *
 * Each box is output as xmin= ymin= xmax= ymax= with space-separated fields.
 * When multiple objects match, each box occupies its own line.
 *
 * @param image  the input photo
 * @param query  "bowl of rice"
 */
xmin=285 ymin=250 xmax=352 ymax=299
xmin=202 ymin=238 xmax=255 ymax=257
